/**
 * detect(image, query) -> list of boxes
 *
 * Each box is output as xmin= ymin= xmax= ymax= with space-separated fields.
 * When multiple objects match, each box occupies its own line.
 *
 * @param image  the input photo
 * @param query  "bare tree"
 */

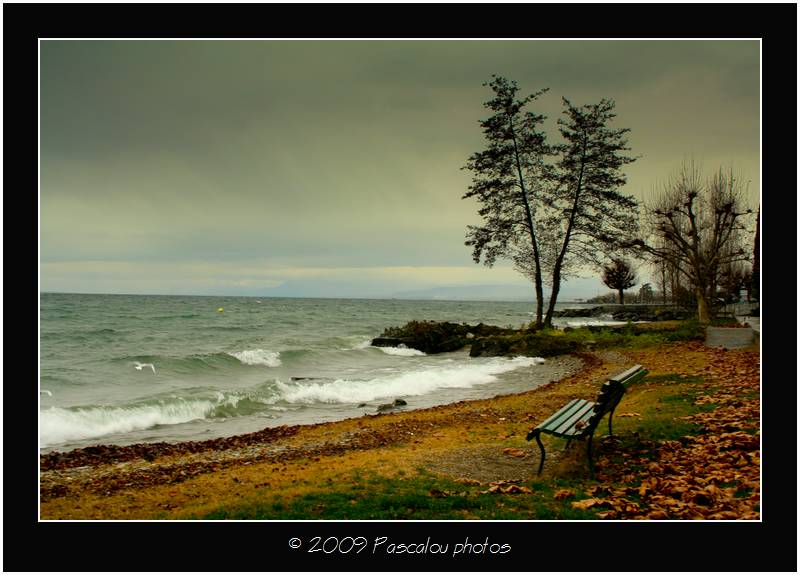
xmin=633 ymin=160 xmax=754 ymax=324
xmin=751 ymin=205 xmax=760 ymax=302
xmin=601 ymin=258 xmax=637 ymax=305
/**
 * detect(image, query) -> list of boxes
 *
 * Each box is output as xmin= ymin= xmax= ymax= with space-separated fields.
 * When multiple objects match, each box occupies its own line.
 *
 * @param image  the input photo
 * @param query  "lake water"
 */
xmin=39 ymin=293 xmax=607 ymax=452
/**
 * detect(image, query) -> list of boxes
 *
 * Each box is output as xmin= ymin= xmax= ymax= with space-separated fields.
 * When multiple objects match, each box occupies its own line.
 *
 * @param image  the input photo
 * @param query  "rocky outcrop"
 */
xmin=469 ymin=332 xmax=581 ymax=358
xmin=372 ymin=320 xmax=515 ymax=354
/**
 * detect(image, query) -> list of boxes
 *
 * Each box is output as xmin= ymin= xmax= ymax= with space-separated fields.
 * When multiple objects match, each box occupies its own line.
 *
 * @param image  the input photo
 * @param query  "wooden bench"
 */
xmin=526 ymin=364 xmax=648 ymax=477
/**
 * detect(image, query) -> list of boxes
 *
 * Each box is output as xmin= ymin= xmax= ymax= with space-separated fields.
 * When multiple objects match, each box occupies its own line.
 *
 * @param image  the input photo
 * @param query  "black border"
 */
xmin=7 ymin=2 xmax=797 ymax=572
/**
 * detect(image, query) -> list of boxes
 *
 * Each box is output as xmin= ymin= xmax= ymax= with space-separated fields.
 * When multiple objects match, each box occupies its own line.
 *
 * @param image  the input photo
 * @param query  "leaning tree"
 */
xmin=633 ymin=160 xmax=754 ymax=324
xmin=542 ymin=98 xmax=639 ymax=326
xmin=462 ymin=76 xmax=554 ymax=327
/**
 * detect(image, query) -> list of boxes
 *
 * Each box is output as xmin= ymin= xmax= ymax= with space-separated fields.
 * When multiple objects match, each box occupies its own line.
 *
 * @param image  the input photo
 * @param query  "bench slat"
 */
xmin=610 ymin=364 xmax=646 ymax=384
xmin=551 ymin=401 xmax=596 ymax=436
xmin=536 ymin=398 xmax=584 ymax=430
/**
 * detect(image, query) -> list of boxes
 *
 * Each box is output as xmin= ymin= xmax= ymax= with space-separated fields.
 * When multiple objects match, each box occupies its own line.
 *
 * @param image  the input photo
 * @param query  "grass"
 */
xmin=477 ymin=320 xmax=707 ymax=357
xmin=197 ymin=470 xmax=600 ymax=520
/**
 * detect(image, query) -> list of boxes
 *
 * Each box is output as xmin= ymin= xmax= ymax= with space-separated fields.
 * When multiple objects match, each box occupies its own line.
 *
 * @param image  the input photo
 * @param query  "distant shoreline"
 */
xmin=39 ymin=291 xmax=593 ymax=305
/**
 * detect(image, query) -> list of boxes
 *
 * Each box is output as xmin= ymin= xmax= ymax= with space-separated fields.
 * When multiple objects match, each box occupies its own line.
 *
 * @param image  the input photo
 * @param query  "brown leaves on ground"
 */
xmin=502 ymin=447 xmax=528 ymax=458
xmin=430 ymin=479 xmax=534 ymax=498
xmin=453 ymin=477 xmax=482 ymax=486
xmin=583 ymin=342 xmax=760 ymax=520
xmin=480 ymin=479 xmax=533 ymax=495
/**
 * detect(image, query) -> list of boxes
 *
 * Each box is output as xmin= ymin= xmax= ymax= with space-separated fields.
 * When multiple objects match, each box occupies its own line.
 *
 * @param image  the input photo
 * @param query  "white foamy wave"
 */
xmin=276 ymin=356 xmax=543 ymax=404
xmin=565 ymin=320 xmax=628 ymax=327
xmin=39 ymin=400 xmax=216 ymax=447
xmin=228 ymin=349 xmax=282 ymax=367
xmin=376 ymin=345 xmax=426 ymax=357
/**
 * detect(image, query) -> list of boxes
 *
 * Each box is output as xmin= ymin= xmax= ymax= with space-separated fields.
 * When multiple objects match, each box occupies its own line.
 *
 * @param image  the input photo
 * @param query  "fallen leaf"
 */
xmin=454 ymin=477 xmax=482 ymax=486
xmin=646 ymin=509 xmax=669 ymax=519
xmin=571 ymin=498 xmax=610 ymax=510
xmin=502 ymin=448 xmax=527 ymax=458
xmin=501 ymin=485 xmax=533 ymax=494
xmin=554 ymin=489 xmax=575 ymax=500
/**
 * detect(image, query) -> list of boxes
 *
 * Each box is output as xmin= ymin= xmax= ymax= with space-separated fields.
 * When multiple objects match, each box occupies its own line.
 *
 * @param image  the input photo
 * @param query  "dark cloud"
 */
xmin=40 ymin=40 xmax=759 ymax=296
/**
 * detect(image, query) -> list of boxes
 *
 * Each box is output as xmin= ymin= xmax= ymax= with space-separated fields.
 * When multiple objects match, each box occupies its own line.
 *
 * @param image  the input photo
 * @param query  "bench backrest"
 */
xmin=587 ymin=364 xmax=647 ymax=430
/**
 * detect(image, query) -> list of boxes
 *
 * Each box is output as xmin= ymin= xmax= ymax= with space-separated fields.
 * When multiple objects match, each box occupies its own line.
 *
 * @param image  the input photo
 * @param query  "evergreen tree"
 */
xmin=462 ymin=76 xmax=553 ymax=327
xmin=543 ymin=98 xmax=639 ymax=325
xmin=601 ymin=258 xmax=638 ymax=305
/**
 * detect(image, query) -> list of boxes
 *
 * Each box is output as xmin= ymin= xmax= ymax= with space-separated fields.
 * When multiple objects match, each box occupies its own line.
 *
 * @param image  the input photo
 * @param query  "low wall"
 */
xmin=705 ymin=326 xmax=756 ymax=349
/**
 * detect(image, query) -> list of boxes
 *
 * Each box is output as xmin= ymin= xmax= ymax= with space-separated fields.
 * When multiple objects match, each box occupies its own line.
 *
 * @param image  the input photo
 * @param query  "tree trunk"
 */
xmin=545 ymin=268 xmax=562 ymax=327
xmin=534 ymin=284 xmax=544 ymax=329
xmin=618 ymin=289 xmax=625 ymax=305
xmin=544 ymin=143 xmax=587 ymax=326
xmin=509 ymin=115 xmax=544 ymax=328
xmin=751 ymin=205 xmax=760 ymax=302
xmin=695 ymin=286 xmax=711 ymax=325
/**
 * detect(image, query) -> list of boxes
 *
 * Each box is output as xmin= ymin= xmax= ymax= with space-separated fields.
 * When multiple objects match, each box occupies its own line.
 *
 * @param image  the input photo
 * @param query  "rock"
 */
xmin=469 ymin=332 xmax=580 ymax=358
xmin=357 ymin=403 xmax=367 ymax=408
xmin=371 ymin=337 xmax=406 ymax=348
xmin=376 ymin=398 xmax=407 ymax=412
xmin=372 ymin=320 xmax=516 ymax=354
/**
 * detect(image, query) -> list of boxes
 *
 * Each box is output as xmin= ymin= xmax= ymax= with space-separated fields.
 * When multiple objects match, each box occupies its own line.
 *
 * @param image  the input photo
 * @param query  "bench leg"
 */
xmin=534 ymin=432 xmax=546 ymax=475
xmin=608 ymin=406 xmax=616 ymax=436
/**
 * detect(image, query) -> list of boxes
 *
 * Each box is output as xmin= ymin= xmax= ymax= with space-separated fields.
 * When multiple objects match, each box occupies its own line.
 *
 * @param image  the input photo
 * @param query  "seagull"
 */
xmin=134 ymin=362 xmax=156 ymax=373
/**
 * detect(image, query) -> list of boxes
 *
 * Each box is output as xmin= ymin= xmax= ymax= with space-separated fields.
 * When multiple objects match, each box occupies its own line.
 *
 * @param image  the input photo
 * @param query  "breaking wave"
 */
xmin=227 ymin=349 xmax=282 ymax=367
xmin=276 ymin=356 xmax=543 ymax=404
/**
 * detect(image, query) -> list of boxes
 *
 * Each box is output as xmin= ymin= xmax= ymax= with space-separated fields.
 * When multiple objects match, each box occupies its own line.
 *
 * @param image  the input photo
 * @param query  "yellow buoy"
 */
xmin=217 ymin=307 xmax=224 ymax=313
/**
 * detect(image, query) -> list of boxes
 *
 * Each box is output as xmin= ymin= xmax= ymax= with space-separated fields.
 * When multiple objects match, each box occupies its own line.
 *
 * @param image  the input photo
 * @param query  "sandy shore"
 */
xmin=39 ymin=341 xmax=759 ymax=520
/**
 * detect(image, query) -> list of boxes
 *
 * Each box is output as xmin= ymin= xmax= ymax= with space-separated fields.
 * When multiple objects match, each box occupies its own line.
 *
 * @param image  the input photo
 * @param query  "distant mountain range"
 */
xmin=392 ymin=285 xmax=538 ymax=302
xmin=390 ymin=281 xmax=607 ymax=302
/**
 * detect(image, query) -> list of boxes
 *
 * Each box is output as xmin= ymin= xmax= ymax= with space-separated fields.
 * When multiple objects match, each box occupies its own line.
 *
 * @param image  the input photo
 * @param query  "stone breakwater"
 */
xmin=554 ymin=305 xmax=694 ymax=322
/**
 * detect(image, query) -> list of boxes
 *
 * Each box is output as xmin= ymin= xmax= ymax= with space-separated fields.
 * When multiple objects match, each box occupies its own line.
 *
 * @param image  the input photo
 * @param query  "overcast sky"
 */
xmin=39 ymin=39 xmax=760 ymax=300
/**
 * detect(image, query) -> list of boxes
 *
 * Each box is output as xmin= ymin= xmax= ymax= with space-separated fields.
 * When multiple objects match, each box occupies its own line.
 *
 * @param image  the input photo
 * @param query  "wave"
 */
xmin=39 ymin=389 xmax=283 ymax=447
xmin=228 ymin=349 xmax=282 ymax=367
xmin=40 ymin=400 xmax=217 ymax=446
xmin=374 ymin=345 xmax=426 ymax=357
xmin=151 ymin=313 xmax=203 ymax=320
xmin=276 ymin=356 xmax=543 ymax=404
xmin=112 ymin=351 xmax=279 ymax=373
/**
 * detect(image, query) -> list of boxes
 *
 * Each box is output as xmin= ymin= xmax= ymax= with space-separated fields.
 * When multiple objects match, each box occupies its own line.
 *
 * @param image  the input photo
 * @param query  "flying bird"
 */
xmin=134 ymin=362 xmax=156 ymax=373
